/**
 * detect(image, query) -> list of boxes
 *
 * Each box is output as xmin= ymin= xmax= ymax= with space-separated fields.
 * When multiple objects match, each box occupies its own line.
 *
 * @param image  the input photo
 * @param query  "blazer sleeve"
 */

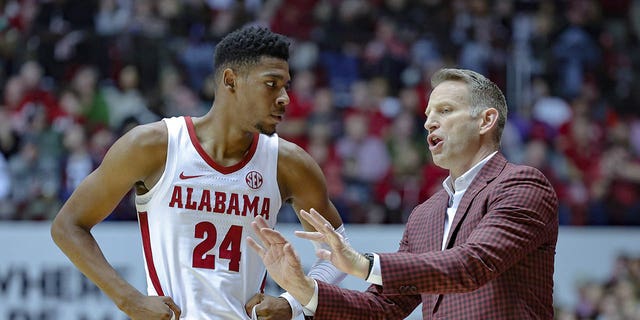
xmin=313 ymin=280 xmax=422 ymax=320
xmin=313 ymin=227 xmax=422 ymax=319
xmin=378 ymin=165 xmax=558 ymax=295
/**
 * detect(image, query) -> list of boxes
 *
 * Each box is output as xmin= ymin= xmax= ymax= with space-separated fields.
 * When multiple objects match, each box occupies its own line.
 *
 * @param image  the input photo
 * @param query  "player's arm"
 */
xmin=277 ymin=138 xmax=342 ymax=230
xmin=50 ymin=122 xmax=180 ymax=319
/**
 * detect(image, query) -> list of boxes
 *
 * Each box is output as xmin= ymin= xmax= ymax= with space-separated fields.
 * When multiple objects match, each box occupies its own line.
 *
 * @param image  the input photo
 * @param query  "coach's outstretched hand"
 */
xmin=295 ymin=209 xmax=371 ymax=280
xmin=247 ymin=216 xmax=316 ymax=306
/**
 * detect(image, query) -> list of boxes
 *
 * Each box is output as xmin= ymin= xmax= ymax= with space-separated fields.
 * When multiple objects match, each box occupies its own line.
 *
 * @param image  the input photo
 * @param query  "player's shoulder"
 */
xmin=277 ymin=137 xmax=313 ymax=165
xmin=120 ymin=120 xmax=168 ymax=150
xmin=276 ymin=137 xmax=326 ymax=195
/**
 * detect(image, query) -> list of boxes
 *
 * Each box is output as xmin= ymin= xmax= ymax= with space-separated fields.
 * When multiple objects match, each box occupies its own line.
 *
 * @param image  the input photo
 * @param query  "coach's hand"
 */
xmin=247 ymin=216 xmax=315 ymax=307
xmin=245 ymin=293 xmax=292 ymax=320
xmin=296 ymin=209 xmax=370 ymax=280
xmin=120 ymin=293 xmax=181 ymax=320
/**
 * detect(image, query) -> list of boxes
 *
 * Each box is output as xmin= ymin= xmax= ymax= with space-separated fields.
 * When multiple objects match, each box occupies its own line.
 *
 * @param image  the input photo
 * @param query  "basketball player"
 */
xmin=51 ymin=26 xmax=347 ymax=319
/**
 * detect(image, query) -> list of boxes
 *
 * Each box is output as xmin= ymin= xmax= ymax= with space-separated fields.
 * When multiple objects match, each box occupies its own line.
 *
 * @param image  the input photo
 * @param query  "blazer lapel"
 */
xmin=443 ymin=153 xmax=507 ymax=249
xmin=426 ymin=190 xmax=449 ymax=252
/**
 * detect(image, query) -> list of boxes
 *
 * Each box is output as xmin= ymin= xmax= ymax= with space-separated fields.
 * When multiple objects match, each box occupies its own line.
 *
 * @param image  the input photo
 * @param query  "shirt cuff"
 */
xmin=302 ymin=279 xmax=319 ymax=316
xmin=279 ymin=291 xmax=303 ymax=319
xmin=365 ymin=253 xmax=383 ymax=285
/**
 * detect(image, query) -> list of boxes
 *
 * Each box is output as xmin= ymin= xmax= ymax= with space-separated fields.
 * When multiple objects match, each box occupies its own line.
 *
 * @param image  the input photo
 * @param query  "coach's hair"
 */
xmin=213 ymin=26 xmax=290 ymax=81
xmin=431 ymin=68 xmax=508 ymax=144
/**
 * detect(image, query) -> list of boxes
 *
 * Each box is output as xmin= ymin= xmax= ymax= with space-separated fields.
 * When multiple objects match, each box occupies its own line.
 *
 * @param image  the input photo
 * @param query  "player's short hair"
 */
xmin=431 ymin=68 xmax=508 ymax=144
xmin=213 ymin=26 xmax=290 ymax=82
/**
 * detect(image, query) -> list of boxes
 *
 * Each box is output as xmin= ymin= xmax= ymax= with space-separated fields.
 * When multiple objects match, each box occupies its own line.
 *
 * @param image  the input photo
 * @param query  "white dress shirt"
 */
xmin=440 ymin=151 xmax=497 ymax=250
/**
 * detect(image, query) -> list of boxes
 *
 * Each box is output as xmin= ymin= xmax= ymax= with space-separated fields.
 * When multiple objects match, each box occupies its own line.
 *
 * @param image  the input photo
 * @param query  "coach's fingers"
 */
xmin=298 ymin=209 xmax=326 ymax=234
xmin=246 ymin=236 xmax=265 ymax=257
xmin=250 ymin=216 xmax=283 ymax=246
xmin=260 ymin=228 xmax=289 ymax=243
xmin=300 ymin=209 xmax=335 ymax=234
xmin=254 ymin=215 xmax=271 ymax=229
xmin=250 ymin=221 xmax=267 ymax=244
xmin=294 ymin=230 xmax=324 ymax=241
xmin=299 ymin=209 xmax=343 ymax=245
xmin=250 ymin=219 xmax=279 ymax=247
xmin=283 ymin=243 xmax=302 ymax=266
xmin=309 ymin=208 xmax=338 ymax=233
xmin=250 ymin=219 xmax=267 ymax=243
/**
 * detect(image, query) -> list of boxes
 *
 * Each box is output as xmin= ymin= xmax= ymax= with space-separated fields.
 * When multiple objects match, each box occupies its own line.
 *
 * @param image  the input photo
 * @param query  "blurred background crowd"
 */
xmin=557 ymin=253 xmax=640 ymax=320
xmin=1 ymin=0 xmax=640 ymax=318
xmin=2 ymin=0 xmax=640 ymax=225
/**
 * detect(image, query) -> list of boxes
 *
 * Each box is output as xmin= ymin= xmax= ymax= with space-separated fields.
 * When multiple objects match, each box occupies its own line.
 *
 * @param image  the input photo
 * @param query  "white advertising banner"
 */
xmin=0 ymin=222 xmax=406 ymax=320
xmin=1 ymin=222 xmax=640 ymax=320
xmin=0 ymin=222 xmax=144 ymax=320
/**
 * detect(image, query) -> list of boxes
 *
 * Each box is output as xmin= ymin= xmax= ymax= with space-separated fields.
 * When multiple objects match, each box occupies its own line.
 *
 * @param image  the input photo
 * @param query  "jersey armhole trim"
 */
xmin=138 ymin=211 xmax=165 ymax=296
xmin=135 ymin=118 xmax=172 ymax=204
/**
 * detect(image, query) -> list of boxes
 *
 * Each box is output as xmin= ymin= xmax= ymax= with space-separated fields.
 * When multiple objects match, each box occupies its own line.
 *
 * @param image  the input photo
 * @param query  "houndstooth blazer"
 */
xmin=313 ymin=153 xmax=559 ymax=319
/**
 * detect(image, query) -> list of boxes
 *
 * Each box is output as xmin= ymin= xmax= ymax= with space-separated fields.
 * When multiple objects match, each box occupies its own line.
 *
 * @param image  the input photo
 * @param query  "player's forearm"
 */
xmin=51 ymin=219 xmax=143 ymax=310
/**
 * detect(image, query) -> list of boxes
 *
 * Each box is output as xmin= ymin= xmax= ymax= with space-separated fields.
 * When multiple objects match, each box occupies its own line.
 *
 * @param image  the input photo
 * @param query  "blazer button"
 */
xmin=399 ymin=285 xmax=408 ymax=293
xmin=408 ymin=286 xmax=418 ymax=293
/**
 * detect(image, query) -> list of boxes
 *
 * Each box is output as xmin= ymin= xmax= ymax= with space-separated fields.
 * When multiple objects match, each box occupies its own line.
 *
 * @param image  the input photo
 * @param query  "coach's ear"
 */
xmin=479 ymin=107 xmax=498 ymax=135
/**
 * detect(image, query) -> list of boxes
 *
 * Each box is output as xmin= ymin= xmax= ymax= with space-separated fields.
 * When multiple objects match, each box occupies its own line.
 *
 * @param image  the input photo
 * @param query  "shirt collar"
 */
xmin=443 ymin=151 xmax=498 ymax=197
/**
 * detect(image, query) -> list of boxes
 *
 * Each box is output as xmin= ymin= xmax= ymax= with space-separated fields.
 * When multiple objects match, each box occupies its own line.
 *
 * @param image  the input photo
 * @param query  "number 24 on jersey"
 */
xmin=192 ymin=222 xmax=242 ymax=272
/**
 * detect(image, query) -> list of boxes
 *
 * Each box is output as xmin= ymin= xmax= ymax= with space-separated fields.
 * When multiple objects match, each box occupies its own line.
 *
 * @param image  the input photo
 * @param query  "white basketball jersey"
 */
xmin=135 ymin=116 xmax=282 ymax=319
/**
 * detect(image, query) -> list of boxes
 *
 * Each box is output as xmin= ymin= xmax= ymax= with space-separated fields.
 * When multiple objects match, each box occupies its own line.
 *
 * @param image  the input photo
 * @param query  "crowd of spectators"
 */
xmin=557 ymin=254 xmax=640 ymax=319
xmin=0 ymin=0 xmax=639 ymax=226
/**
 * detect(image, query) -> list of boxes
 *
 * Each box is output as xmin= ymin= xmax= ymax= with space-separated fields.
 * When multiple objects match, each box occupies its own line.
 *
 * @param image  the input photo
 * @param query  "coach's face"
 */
xmin=424 ymin=80 xmax=483 ymax=179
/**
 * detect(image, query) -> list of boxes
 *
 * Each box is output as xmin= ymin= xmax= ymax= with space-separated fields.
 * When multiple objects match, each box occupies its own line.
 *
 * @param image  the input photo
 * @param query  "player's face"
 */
xmin=240 ymin=57 xmax=291 ymax=136
xmin=424 ymin=80 xmax=483 ymax=177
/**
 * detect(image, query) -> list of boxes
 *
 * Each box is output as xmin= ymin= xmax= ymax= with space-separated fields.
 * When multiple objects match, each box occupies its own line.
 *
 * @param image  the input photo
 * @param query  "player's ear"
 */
xmin=222 ymin=68 xmax=236 ymax=91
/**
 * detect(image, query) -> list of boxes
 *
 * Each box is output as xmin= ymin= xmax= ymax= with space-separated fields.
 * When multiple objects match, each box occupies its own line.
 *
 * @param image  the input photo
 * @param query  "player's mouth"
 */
xmin=271 ymin=114 xmax=284 ymax=122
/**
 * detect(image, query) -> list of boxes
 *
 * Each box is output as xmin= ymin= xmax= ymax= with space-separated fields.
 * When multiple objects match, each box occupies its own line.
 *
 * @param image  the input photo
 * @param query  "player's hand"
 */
xmin=247 ymin=216 xmax=315 ymax=305
xmin=245 ymin=293 xmax=293 ymax=320
xmin=296 ymin=208 xmax=370 ymax=280
xmin=120 ymin=294 xmax=181 ymax=320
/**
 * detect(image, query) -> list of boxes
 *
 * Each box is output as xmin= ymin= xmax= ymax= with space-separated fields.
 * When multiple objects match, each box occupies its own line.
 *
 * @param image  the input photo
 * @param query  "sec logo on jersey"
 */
xmin=245 ymin=171 xmax=263 ymax=189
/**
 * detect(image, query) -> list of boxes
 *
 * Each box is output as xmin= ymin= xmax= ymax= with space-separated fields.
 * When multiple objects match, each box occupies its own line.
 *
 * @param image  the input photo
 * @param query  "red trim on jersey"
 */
xmin=260 ymin=273 xmax=267 ymax=293
xmin=138 ymin=211 xmax=165 ymax=296
xmin=184 ymin=116 xmax=259 ymax=174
